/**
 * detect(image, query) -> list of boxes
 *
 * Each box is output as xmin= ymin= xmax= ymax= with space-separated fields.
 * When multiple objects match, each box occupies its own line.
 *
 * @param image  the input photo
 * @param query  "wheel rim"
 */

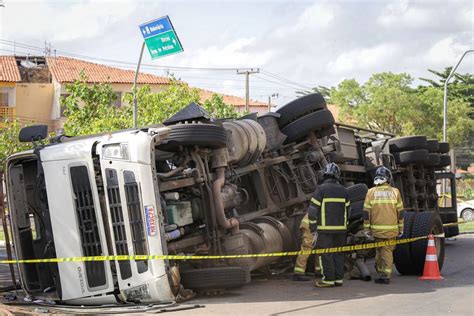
xmin=462 ymin=210 xmax=473 ymax=222
xmin=431 ymin=224 xmax=443 ymax=259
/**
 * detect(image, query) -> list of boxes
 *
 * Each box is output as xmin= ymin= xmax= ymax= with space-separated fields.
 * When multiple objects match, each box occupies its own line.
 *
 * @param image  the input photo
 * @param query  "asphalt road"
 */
xmin=0 ymin=235 xmax=472 ymax=315
xmin=175 ymin=235 xmax=474 ymax=316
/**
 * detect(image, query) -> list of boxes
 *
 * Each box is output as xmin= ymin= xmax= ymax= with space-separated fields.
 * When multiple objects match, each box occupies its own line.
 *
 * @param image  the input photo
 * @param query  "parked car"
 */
xmin=457 ymin=200 xmax=474 ymax=221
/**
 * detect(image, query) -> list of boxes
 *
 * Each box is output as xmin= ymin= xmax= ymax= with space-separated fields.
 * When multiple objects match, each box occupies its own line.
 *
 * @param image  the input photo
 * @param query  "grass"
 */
xmin=458 ymin=219 xmax=474 ymax=233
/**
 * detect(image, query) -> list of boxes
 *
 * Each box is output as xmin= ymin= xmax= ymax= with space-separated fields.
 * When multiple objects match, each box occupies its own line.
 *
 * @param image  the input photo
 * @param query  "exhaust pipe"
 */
xmin=213 ymin=167 xmax=239 ymax=234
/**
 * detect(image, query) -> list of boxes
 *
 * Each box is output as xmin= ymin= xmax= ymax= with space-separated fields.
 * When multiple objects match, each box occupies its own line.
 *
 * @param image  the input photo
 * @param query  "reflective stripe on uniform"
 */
xmin=335 ymin=280 xmax=343 ymax=284
xmin=364 ymin=203 xmax=371 ymax=209
xmin=363 ymin=224 xmax=371 ymax=229
xmin=371 ymin=199 xmax=398 ymax=205
xmin=318 ymin=225 xmax=347 ymax=230
xmin=345 ymin=201 xmax=351 ymax=206
xmin=294 ymin=267 xmax=305 ymax=274
xmin=311 ymin=198 xmax=321 ymax=206
xmin=302 ymin=218 xmax=317 ymax=224
xmin=321 ymin=197 xmax=347 ymax=230
xmin=371 ymin=224 xmax=399 ymax=230
xmin=322 ymin=279 xmax=335 ymax=285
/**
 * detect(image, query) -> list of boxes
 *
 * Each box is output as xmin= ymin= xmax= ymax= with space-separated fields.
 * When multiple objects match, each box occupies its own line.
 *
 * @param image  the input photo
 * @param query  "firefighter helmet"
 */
xmin=323 ymin=162 xmax=341 ymax=180
xmin=374 ymin=166 xmax=392 ymax=184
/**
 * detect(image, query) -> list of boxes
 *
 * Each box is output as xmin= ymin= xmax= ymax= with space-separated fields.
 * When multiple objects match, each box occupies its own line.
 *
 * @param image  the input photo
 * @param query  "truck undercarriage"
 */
xmin=5 ymin=94 xmax=457 ymax=304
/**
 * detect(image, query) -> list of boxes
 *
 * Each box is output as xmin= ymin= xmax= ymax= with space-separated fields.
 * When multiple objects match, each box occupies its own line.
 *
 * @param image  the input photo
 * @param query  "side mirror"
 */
xmin=19 ymin=125 xmax=48 ymax=143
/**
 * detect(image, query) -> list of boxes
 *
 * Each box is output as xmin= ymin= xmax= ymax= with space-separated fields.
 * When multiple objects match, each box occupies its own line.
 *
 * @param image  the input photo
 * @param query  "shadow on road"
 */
xmin=188 ymin=235 xmax=474 ymax=313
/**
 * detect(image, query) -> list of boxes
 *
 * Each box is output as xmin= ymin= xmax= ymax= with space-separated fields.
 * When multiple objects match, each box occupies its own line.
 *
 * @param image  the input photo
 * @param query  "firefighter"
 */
xmin=292 ymin=213 xmax=321 ymax=281
xmin=363 ymin=166 xmax=404 ymax=284
xmin=308 ymin=163 xmax=351 ymax=288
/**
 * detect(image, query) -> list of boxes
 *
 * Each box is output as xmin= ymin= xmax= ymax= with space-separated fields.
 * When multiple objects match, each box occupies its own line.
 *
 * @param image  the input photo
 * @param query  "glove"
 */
xmin=362 ymin=230 xmax=373 ymax=241
xmin=311 ymin=231 xmax=318 ymax=248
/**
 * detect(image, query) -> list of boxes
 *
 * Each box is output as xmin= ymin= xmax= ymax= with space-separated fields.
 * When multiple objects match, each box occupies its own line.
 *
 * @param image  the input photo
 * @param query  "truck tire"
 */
xmin=180 ymin=267 xmax=250 ymax=290
xmin=436 ymin=155 xmax=451 ymax=168
xmin=410 ymin=211 xmax=445 ymax=275
xmin=438 ymin=142 xmax=450 ymax=154
xmin=389 ymin=136 xmax=427 ymax=152
xmin=347 ymin=184 xmax=368 ymax=203
xmin=424 ymin=153 xmax=440 ymax=166
xmin=282 ymin=109 xmax=335 ymax=144
xmin=395 ymin=149 xmax=429 ymax=165
xmin=349 ymin=200 xmax=364 ymax=221
xmin=426 ymin=139 xmax=439 ymax=153
xmin=394 ymin=212 xmax=417 ymax=275
xmin=158 ymin=123 xmax=227 ymax=150
xmin=447 ymin=225 xmax=460 ymax=237
xmin=276 ymin=93 xmax=326 ymax=128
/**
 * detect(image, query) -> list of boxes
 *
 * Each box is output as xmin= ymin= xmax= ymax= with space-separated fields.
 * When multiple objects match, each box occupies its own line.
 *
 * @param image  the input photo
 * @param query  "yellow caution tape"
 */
xmin=0 ymin=221 xmax=468 ymax=265
xmin=0 ymin=236 xmax=427 ymax=264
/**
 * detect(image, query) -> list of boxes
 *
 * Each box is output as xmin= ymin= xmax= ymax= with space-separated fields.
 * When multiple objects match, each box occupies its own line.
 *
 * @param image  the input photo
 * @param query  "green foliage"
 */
xmin=0 ymin=119 xmax=32 ymax=171
xmin=62 ymin=76 xmax=240 ymax=136
xmin=297 ymin=85 xmax=332 ymax=100
xmin=202 ymin=94 xmax=240 ymax=119
xmin=62 ymin=73 xmax=128 ymax=136
xmin=328 ymin=71 xmax=473 ymax=146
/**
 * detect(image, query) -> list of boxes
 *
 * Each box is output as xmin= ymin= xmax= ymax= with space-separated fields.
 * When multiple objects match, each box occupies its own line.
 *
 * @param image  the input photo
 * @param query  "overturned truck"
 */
xmin=5 ymin=94 xmax=457 ymax=304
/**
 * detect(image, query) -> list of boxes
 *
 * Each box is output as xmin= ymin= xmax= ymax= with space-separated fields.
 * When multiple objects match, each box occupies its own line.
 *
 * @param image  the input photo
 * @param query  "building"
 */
xmin=0 ymin=55 xmax=269 ymax=131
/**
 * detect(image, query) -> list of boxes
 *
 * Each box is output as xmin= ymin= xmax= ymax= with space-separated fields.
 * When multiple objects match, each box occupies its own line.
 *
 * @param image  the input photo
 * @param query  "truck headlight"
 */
xmin=103 ymin=143 xmax=130 ymax=160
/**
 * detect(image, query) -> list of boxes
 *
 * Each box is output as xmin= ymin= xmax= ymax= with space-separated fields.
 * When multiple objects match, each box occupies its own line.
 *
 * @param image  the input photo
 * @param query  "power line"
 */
xmin=260 ymin=70 xmax=315 ymax=90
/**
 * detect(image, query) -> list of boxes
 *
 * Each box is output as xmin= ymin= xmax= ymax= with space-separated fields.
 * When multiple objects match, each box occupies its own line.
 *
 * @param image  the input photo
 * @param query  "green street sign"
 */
xmin=144 ymin=30 xmax=183 ymax=59
xmin=139 ymin=16 xmax=184 ymax=60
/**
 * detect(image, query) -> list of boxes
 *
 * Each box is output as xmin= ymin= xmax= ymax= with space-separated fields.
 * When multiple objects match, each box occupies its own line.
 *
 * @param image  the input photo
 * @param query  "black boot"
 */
xmin=292 ymin=274 xmax=311 ymax=281
xmin=374 ymin=277 xmax=390 ymax=284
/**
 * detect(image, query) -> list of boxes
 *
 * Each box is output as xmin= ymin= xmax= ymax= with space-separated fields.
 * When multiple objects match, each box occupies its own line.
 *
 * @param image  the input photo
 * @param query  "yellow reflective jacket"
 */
xmin=363 ymin=183 xmax=404 ymax=238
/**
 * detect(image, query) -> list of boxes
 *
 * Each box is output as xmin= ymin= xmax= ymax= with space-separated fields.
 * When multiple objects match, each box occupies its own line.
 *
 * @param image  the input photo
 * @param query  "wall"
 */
xmin=15 ymin=83 xmax=54 ymax=130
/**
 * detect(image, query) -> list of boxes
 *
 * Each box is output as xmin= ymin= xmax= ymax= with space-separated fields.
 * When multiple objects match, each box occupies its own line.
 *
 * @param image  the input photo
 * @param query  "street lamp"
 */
xmin=443 ymin=49 xmax=474 ymax=142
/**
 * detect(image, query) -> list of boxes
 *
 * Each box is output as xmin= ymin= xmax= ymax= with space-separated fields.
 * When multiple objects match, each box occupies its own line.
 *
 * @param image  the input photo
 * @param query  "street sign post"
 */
xmin=133 ymin=15 xmax=183 ymax=128
xmin=139 ymin=16 xmax=183 ymax=59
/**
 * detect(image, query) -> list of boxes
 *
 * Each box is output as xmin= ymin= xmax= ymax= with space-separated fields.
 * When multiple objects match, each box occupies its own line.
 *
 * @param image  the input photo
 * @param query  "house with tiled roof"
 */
xmin=0 ymin=55 xmax=270 ymax=131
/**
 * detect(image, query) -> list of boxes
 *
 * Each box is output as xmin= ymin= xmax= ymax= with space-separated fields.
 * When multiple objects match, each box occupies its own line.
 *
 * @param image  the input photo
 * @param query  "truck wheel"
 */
xmin=438 ymin=142 xmax=450 ymax=154
xmin=281 ymin=109 xmax=335 ymax=144
xmin=447 ymin=225 xmax=460 ymax=237
xmin=180 ymin=267 xmax=250 ymax=290
xmin=426 ymin=139 xmax=439 ymax=153
xmin=349 ymin=200 xmax=364 ymax=221
xmin=395 ymin=149 xmax=429 ymax=165
xmin=389 ymin=136 xmax=427 ymax=152
xmin=158 ymin=123 xmax=227 ymax=150
xmin=410 ymin=211 xmax=445 ymax=275
xmin=436 ymin=155 xmax=451 ymax=168
xmin=347 ymin=184 xmax=368 ymax=203
xmin=424 ymin=153 xmax=440 ymax=166
xmin=394 ymin=212 xmax=417 ymax=275
xmin=276 ymin=93 xmax=326 ymax=128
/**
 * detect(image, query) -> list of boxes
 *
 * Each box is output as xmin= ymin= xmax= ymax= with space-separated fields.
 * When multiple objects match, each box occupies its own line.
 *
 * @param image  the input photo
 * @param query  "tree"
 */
xmin=62 ymin=77 xmax=241 ymax=136
xmin=328 ymin=72 xmax=473 ymax=146
xmin=296 ymin=85 xmax=332 ymax=100
xmin=332 ymin=73 xmax=423 ymax=136
xmin=0 ymin=119 xmax=32 ymax=171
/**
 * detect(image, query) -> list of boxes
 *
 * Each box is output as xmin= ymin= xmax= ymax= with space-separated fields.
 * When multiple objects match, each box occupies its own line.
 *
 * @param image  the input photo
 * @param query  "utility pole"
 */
xmin=268 ymin=93 xmax=279 ymax=112
xmin=237 ymin=68 xmax=259 ymax=112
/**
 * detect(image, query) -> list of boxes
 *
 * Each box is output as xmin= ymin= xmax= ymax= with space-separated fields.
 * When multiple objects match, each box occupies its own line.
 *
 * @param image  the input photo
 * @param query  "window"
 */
xmin=0 ymin=92 xmax=8 ymax=107
xmin=112 ymin=91 xmax=122 ymax=107
xmin=0 ymin=87 xmax=15 ymax=107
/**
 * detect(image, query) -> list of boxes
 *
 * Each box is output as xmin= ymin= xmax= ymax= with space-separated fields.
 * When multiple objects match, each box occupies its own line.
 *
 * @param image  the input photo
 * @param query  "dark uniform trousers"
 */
xmin=316 ymin=232 xmax=346 ymax=284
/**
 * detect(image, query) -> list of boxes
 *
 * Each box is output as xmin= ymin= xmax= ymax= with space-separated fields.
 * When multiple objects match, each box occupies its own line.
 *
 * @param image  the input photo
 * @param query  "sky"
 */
xmin=0 ymin=0 xmax=473 ymax=106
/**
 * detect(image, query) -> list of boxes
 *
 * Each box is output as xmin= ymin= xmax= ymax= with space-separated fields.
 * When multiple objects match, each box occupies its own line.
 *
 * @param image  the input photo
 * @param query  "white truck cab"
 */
xmin=6 ymin=126 xmax=175 ymax=304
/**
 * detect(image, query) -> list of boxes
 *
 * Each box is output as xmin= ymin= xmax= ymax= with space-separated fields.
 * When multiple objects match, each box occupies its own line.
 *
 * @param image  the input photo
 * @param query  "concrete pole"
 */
xmin=133 ymin=42 xmax=146 ymax=128
xmin=443 ymin=49 xmax=474 ymax=142
xmin=237 ymin=68 xmax=259 ymax=113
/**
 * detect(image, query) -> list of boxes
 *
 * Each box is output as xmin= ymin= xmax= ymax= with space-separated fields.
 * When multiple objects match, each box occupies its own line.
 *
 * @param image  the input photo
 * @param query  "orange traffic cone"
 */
xmin=419 ymin=234 xmax=444 ymax=280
